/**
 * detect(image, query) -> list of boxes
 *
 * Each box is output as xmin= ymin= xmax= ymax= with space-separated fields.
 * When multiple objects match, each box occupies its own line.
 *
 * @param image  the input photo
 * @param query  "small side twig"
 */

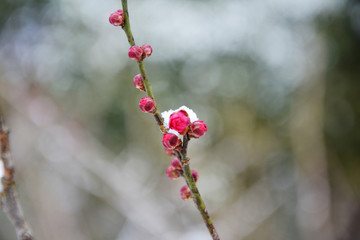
xmin=0 ymin=115 xmax=34 ymax=240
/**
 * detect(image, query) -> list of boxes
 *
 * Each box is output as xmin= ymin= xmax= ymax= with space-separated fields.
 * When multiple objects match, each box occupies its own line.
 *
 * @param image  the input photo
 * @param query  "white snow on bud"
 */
xmin=161 ymin=109 xmax=174 ymax=129
xmin=178 ymin=106 xmax=198 ymax=123
xmin=161 ymin=105 xmax=199 ymax=129
xmin=168 ymin=129 xmax=181 ymax=138
xmin=0 ymin=161 xmax=5 ymax=192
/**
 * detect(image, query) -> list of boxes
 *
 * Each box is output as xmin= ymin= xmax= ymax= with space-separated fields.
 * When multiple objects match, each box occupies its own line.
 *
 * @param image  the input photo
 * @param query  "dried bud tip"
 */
xmin=191 ymin=170 xmax=199 ymax=182
xmin=180 ymin=185 xmax=192 ymax=200
xmin=165 ymin=149 xmax=177 ymax=156
xmin=166 ymin=165 xmax=182 ymax=179
xmin=133 ymin=74 xmax=145 ymax=91
xmin=171 ymin=158 xmax=182 ymax=169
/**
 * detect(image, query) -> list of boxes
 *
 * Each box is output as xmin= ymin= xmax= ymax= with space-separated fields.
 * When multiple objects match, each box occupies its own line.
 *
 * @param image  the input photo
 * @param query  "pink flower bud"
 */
xmin=171 ymin=158 xmax=182 ymax=169
xmin=166 ymin=165 xmax=182 ymax=179
xmin=109 ymin=10 xmax=124 ymax=27
xmin=133 ymin=74 xmax=145 ymax=91
xmin=128 ymin=46 xmax=144 ymax=61
xmin=189 ymin=120 xmax=207 ymax=138
xmin=141 ymin=44 xmax=153 ymax=58
xmin=169 ymin=110 xmax=190 ymax=135
xmin=139 ymin=97 xmax=156 ymax=113
xmin=162 ymin=133 xmax=179 ymax=150
xmin=180 ymin=185 xmax=192 ymax=200
xmin=191 ymin=170 xmax=199 ymax=182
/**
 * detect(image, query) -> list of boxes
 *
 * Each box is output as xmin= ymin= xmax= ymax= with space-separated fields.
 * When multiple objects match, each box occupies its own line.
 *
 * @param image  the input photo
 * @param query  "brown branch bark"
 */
xmin=0 ymin=115 xmax=34 ymax=240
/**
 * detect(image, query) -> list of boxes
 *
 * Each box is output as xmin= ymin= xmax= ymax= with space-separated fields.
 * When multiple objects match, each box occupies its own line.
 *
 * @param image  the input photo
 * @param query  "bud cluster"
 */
xmin=128 ymin=45 xmax=154 ymax=112
xmin=166 ymin=158 xmax=199 ymax=200
xmin=166 ymin=158 xmax=183 ymax=179
xmin=128 ymin=44 xmax=153 ymax=61
xmin=109 ymin=9 xmax=207 ymax=202
xmin=126 ymin=45 xmax=154 ymax=112
xmin=109 ymin=10 xmax=152 ymax=61
xmin=161 ymin=107 xmax=205 ymax=200
xmin=161 ymin=107 xmax=207 ymax=154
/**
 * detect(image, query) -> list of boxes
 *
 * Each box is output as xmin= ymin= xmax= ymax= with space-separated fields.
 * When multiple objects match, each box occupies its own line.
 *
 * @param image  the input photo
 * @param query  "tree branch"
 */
xmin=0 ymin=115 xmax=34 ymax=240
xmin=121 ymin=0 xmax=165 ymax=132
xmin=177 ymin=135 xmax=220 ymax=240
xmin=118 ymin=1 xmax=220 ymax=238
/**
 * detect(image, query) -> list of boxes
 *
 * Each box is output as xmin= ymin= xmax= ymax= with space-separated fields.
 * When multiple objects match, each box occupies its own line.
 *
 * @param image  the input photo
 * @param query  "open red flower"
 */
xmin=169 ymin=110 xmax=190 ymax=135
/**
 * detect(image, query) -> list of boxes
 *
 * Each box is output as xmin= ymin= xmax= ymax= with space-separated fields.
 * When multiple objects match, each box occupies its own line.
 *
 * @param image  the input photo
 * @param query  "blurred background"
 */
xmin=0 ymin=0 xmax=359 ymax=239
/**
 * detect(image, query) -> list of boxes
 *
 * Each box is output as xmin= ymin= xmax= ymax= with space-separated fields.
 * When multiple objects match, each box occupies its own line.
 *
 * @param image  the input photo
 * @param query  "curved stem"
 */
xmin=121 ymin=0 xmax=135 ymax=46
xmin=121 ymin=0 xmax=164 ymax=131
xmin=119 ymin=1 xmax=220 ymax=239
xmin=1 ymin=116 xmax=34 ymax=240
xmin=137 ymin=61 xmax=164 ymax=129
xmin=178 ymin=135 xmax=220 ymax=240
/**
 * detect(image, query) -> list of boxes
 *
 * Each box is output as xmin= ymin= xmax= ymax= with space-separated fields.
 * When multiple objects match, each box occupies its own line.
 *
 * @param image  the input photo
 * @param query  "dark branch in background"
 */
xmin=0 ymin=115 xmax=34 ymax=240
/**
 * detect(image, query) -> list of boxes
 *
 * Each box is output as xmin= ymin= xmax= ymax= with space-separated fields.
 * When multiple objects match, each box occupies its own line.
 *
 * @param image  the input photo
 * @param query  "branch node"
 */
xmin=1 ymin=177 xmax=16 ymax=187
xmin=181 ymin=157 xmax=190 ymax=166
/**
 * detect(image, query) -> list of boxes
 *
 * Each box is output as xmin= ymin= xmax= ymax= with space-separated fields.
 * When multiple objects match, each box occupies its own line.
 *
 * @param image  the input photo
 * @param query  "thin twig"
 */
xmin=121 ymin=0 xmax=164 ymax=132
xmin=119 ymin=1 xmax=220 ymax=239
xmin=0 ymin=115 xmax=34 ymax=240
xmin=177 ymin=135 xmax=220 ymax=240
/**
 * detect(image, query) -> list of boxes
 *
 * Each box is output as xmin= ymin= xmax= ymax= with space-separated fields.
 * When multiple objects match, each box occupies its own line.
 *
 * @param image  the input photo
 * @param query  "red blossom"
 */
xmin=169 ymin=110 xmax=190 ymax=135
